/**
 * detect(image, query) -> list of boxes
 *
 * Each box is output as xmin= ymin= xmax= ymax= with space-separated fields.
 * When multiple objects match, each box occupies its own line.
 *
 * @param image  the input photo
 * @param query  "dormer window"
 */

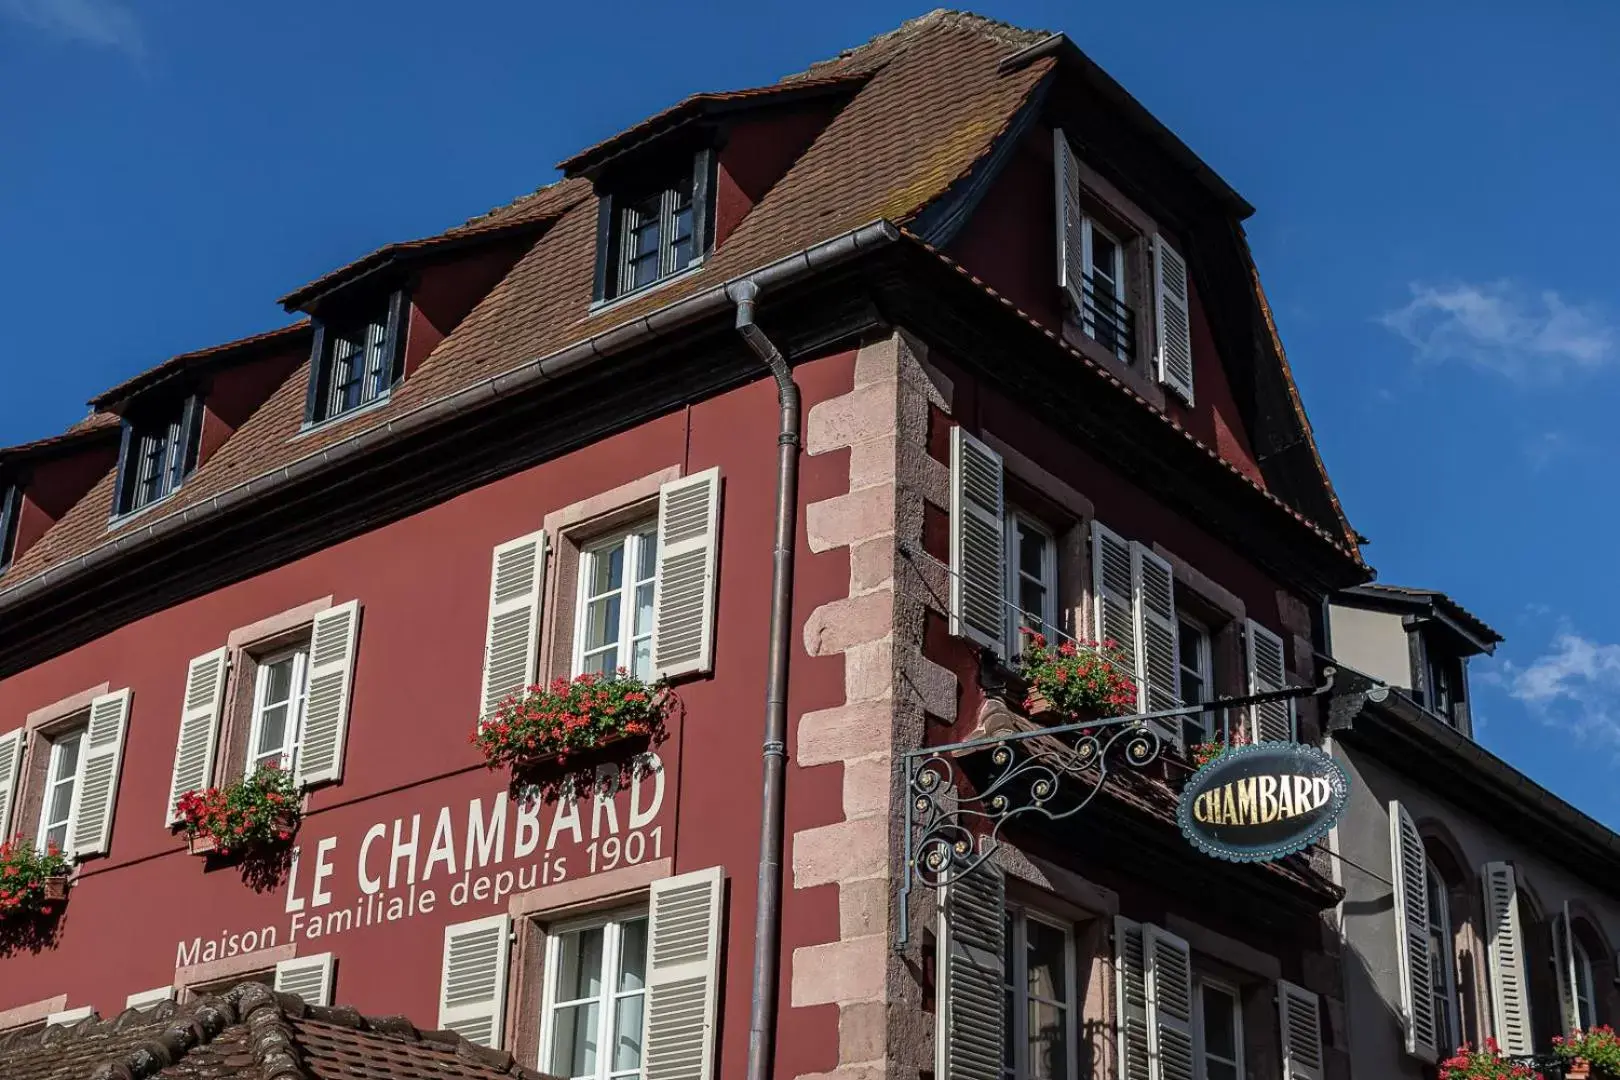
xmin=595 ymin=149 xmax=714 ymax=303
xmin=113 ymin=396 xmax=202 ymax=517
xmin=0 ymin=481 xmax=19 ymax=572
xmin=305 ymin=291 xmax=407 ymax=426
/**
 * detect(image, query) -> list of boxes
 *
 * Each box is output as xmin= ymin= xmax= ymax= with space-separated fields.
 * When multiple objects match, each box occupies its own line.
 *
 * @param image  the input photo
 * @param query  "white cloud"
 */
xmin=1379 ymin=280 xmax=1615 ymax=382
xmin=1523 ymin=430 xmax=1574 ymax=471
xmin=1501 ymin=629 xmax=1620 ymax=747
xmin=0 ymin=0 xmax=143 ymax=55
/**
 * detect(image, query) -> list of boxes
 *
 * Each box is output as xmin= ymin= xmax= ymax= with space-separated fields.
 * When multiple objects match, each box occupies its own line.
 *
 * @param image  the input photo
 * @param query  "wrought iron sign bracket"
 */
xmin=895 ymin=668 xmax=1343 ymax=950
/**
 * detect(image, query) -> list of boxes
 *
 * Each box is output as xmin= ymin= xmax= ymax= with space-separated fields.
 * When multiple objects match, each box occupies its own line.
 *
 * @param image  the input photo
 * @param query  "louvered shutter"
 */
xmin=1554 ymin=902 xmax=1580 ymax=1035
xmin=1093 ymin=523 xmax=1139 ymax=704
xmin=1115 ymin=918 xmax=1151 ymax=1080
xmin=1389 ymin=801 xmax=1438 ymax=1062
xmin=166 ymin=647 xmax=229 ymax=824
xmin=1132 ymin=545 xmax=1180 ymax=714
xmin=644 ymin=866 xmax=725 ymax=1080
xmin=940 ymin=863 xmax=1005 ymax=1080
xmin=295 ymin=600 xmax=361 ymax=788
xmin=70 ymin=689 xmax=131 ymax=858
xmin=950 ymin=427 xmax=1006 ymax=652
xmin=1482 ymin=862 xmax=1532 ymax=1055
xmin=1278 ymin=980 xmax=1325 ymax=1080
xmin=479 ymin=532 xmax=547 ymax=719
xmin=274 ymin=952 xmax=334 ymax=1005
xmin=651 ymin=469 xmax=722 ymax=679
xmin=0 ymin=727 xmax=22 ymax=838
xmin=1143 ymin=925 xmax=1193 ymax=1080
xmin=439 ymin=914 xmax=511 ymax=1048
xmin=1246 ymin=620 xmax=1292 ymax=742
xmin=1053 ymin=129 xmax=1086 ymax=315
xmin=1153 ymin=235 xmax=1194 ymax=404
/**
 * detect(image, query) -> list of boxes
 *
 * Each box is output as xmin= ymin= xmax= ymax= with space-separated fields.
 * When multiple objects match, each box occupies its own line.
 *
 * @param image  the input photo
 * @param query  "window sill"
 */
xmin=589 ymin=258 xmax=707 ymax=319
xmin=296 ymin=392 xmax=394 ymax=439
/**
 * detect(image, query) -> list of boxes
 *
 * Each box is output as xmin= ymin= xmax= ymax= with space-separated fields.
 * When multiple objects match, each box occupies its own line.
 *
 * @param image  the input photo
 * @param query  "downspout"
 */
xmin=727 ymin=277 xmax=796 ymax=1080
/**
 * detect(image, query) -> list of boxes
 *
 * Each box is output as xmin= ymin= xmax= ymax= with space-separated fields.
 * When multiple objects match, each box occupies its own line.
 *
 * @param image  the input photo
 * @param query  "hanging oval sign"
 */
xmin=1176 ymin=742 xmax=1349 ymax=863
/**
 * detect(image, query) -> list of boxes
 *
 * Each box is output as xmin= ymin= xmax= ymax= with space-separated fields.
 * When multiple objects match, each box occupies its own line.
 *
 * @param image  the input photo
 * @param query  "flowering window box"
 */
xmin=1556 ymin=1026 xmax=1620 ymax=1079
xmin=176 ymin=763 xmax=301 ymax=860
xmin=0 ymin=839 xmax=72 ymax=921
xmin=1015 ymin=632 xmax=1136 ymax=726
xmin=474 ymin=671 xmax=673 ymax=775
xmin=1441 ymin=1039 xmax=1551 ymax=1079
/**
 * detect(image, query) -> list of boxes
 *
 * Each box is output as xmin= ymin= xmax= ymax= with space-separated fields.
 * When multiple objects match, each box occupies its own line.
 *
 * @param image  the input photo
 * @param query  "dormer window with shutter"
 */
xmin=1053 ymin=128 xmax=1195 ymax=404
xmin=594 ymin=149 xmax=715 ymax=304
xmin=0 ymin=481 xmax=19 ymax=572
xmin=304 ymin=290 xmax=408 ymax=426
xmin=112 ymin=395 xmax=203 ymax=517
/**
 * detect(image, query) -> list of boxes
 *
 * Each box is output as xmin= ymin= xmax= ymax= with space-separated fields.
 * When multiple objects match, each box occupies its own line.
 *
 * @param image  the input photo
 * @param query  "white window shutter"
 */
xmin=1132 ymin=545 xmax=1180 ymax=714
xmin=275 ymin=951 xmax=335 ymax=1006
xmin=1278 ymin=980 xmax=1325 ymax=1080
xmin=645 ymin=866 xmax=725 ymax=1080
xmin=166 ymin=647 xmax=229 ymax=825
xmin=0 ymin=727 xmax=23 ymax=840
xmin=1554 ymin=902 xmax=1580 ymax=1035
xmin=1389 ymin=801 xmax=1438 ymax=1062
xmin=1114 ymin=917 xmax=1151 ymax=1080
xmin=439 ymin=914 xmax=511 ymax=1048
xmin=949 ymin=427 xmax=1006 ymax=652
xmin=1053 ymin=129 xmax=1086 ymax=314
xmin=70 ymin=688 xmax=131 ymax=858
xmin=939 ymin=863 xmax=1005 ymax=1080
xmin=296 ymin=600 xmax=361 ymax=788
xmin=1153 ymin=234 xmax=1194 ymax=404
xmin=1092 ymin=523 xmax=1139 ymax=702
xmin=125 ymin=986 xmax=175 ymax=1009
xmin=479 ymin=532 xmax=547 ymax=718
xmin=651 ymin=468 xmax=722 ymax=679
xmin=1143 ymin=925 xmax=1194 ymax=1080
xmin=1482 ymin=862 xmax=1532 ymax=1055
xmin=1246 ymin=620 xmax=1293 ymax=742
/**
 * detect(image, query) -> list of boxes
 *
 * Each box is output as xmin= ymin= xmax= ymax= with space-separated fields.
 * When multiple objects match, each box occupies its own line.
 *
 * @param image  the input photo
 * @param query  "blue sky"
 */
xmin=3 ymin=2 xmax=1618 ymax=819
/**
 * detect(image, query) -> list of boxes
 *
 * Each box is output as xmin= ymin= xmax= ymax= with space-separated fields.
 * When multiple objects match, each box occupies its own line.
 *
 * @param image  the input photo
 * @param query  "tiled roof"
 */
xmin=0 ymin=411 xmax=121 ymax=465
xmin=0 ymin=982 xmax=552 ymax=1080
xmin=1340 ymin=582 xmax=1502 ymax=646
xmin=88 ymin=322 xmax=312 ymax=410
xmin=0 ymin=12 xmax=1053 ymax=593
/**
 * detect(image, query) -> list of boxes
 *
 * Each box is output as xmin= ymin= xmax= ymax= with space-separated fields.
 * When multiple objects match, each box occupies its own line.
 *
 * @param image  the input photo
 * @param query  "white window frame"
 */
xmin=1193 ymin=976 xmax=1244 ymax=1080
xmin=246 ymin=646 xmax=310 ymax=774
xmin=36 ymin=725 xmax=87 ymax=853
xmin=1003 ymin=905 xmax=1078 ymax=1080
xmin=1425 ymin=854 xmax=1461 ymax=1055
xmin=538 ymin=906 xmax=650 ymax=1080
xmin=1080 ymin=217 xmax=1130 ymax=363
xmin=573 ymin=521 xmax=659 ymax=681
xmin=1573 ymin=932 xmax=1597 ymax=1031
xmin=1003 ymin=509 xmax=1058 ymax=658
xmin=1177 ymin=614 xmax=1214 ymax=745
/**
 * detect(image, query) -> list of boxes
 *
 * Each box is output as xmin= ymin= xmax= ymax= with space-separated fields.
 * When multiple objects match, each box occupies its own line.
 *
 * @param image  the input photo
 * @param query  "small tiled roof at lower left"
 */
xmin=0 ymin=981 xmax=557 ymax=1080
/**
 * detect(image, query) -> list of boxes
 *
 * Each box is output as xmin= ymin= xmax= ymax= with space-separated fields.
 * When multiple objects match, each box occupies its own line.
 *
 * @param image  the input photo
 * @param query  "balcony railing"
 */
xmin=1080 ymin=273 xmax=1135 ymax=360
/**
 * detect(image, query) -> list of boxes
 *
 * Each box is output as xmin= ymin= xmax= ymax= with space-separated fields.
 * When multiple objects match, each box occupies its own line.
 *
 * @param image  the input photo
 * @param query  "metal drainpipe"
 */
xmin=727 ymin=277 xmax=797 ymax=1080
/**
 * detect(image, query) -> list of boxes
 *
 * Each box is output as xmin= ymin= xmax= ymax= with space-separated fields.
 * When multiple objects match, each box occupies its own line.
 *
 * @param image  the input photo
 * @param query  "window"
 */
xmin=1178 ymin=615 xmax=1213 ymax=747
xmin=574 ymin=522 xmax=658 ymax=682
xmin=1002 ymin=907 xmax=1076 ymax=1080
xmin=1572 ymin=933 xmax=1597 ymax=1031
xmin=1195 ymin=979 xmax=1243 ymax=1080
xmin=1004 ymin=510 xmax=1057 ymax=656
xmin=0 ymin=482 xmax=19 ymax=572
xmin=1425 ymin=855 xmax=1461 ymax=1054
xmin=1080 ymin=218 xmax=1132 ymax=363
xmin=114 ymin=397 xmax=202 ymax=516
xmin=598 ymin=151 xmax=713 ymax=302
xmin=37 ymin=726 xmax=85 ymax=852
xmin=306 ymin=292 xmax=407 ymax=425
xmin=246 ymin=647 xmax=310 ymax=774
xmin=540 ymin=911 xmax=649 ymax=1080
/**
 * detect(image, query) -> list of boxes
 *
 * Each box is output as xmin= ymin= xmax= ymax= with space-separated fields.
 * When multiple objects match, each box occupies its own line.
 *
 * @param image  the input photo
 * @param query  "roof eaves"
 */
xmin=0 ymin=412 xmax=122 ymax=467
xmin=1341 ymin=582 xmax=1502 ymax=648
xmin=88 ymin=322 xmax=313 ymax=410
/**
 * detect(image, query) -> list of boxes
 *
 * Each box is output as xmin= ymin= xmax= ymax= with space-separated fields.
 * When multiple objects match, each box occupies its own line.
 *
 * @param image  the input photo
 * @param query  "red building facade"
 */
xmin=0 ymin=13 xmax=1370 ymax=1080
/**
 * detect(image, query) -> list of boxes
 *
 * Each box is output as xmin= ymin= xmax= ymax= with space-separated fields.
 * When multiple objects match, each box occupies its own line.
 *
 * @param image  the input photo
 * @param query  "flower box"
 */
xmin=474 ymin=672 xmax=673 ymax=775
xmin=177 ymin=764 xmax=301 ymax=859
xmin=1567 ymin=1061 xmax=1590 ymax=1080
xmin=40 ymin=874 xmax=69 ymax=902
xmin=1556 ymin=1027 xmax=1620 ymax=1079
xmin=0 ymin=838 xmax=72 ymax=921
xmin=1015 ymin=632 xmax=1136 ymax=725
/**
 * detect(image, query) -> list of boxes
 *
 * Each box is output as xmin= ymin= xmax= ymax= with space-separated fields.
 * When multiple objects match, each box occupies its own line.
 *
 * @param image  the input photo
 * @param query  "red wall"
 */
xmin=200 ymin=347 xmax=308 ymax=463
xmin=11 ymin=442 xmax=120 ymax=566
xmin=0 ymin=351 xmax=859 ymax=1080
xmin=406 ymin=242 xmax=532 ymax=376
xmin=714 ymin=105 xmax=843 ymax=249
xmin=947 ymin=126 xmax=1266 ymax=486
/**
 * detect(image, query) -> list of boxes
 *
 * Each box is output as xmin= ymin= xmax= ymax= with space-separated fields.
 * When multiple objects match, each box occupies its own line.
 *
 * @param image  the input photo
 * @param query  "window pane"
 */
xmin=548 ymin=1002 xmax=599 ymax=1079
xmin=46 ymin=778 xmax=75 ymax=830
xmin=1018 ymin=579 xmax=1047 ymax=627
xmin=556 ymin=928 xmax=605 ymax=1001
xmin=1027 ymin=998 xmax=1068 ymax=1080
xmin=1201 ymin=987 xmax=1236 ymax=1058
xmin=584 ymin=596 xmax=622 ymax=656
xmin=590 ymin=544 xmax=626 ymax=597
xmin=44 ymin=822 xmax=67 ymax=850
xmin=52 ymin=732 xmax=82 ymax=781
xmin=1003 ymin=987 xmax=1016 ymax=1072
xmin=1026 ymin=920 xmax=1067 ymax=999
xmin=611 ymin=993 xmax=644 ymax=1073
xmin=619 ymin=919 xmax=648 ymax=991
xmin=1016 ymin=522 xmax=1046 ymax=577
xmin=1206 ymin=1063 xmax=1237 ymax=1080
xmin=256 ymin=704 xmax=289 ymax=760
xmin=635 ymin=529 xmax=658 ymax=580
xmin=263 ymin=657 xmax=295 ymax=706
